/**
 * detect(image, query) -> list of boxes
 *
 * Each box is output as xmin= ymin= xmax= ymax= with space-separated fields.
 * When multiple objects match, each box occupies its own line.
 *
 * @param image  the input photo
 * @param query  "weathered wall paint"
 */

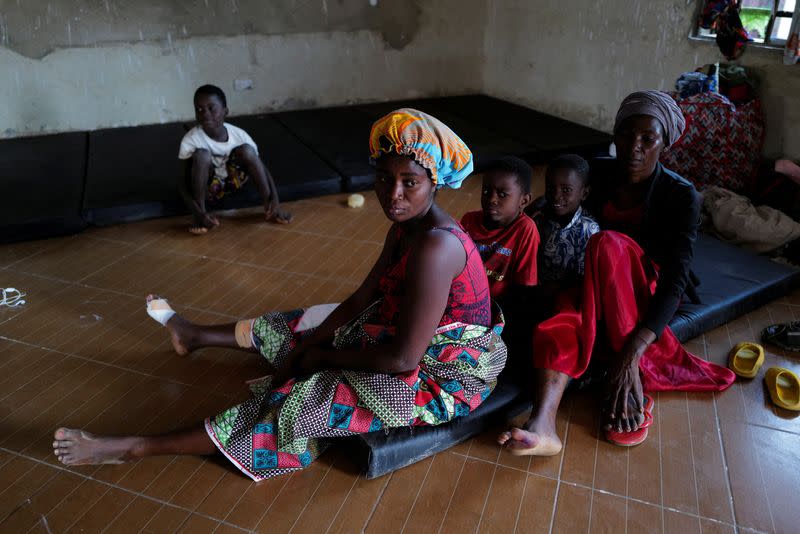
xmin=0 ymin=0 xmax=485 ymax=137
xmin=483 ymin=0 xmax=800 ymax=159
xmin=0 ymin=0 xmax=382 ymax=59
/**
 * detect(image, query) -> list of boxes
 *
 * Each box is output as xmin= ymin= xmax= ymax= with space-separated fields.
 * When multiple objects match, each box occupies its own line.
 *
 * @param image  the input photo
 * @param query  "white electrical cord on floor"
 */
xmin=0 ymin=287 xmax=27 ymax=308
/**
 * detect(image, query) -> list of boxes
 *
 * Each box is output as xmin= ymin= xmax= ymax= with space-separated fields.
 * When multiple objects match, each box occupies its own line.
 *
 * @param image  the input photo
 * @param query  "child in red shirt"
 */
xmin=461 ymin=156 xmax=540 ymax=306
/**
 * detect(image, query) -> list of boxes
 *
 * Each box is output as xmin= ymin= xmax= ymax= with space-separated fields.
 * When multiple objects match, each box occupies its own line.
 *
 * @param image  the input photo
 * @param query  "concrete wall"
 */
xmin=0 ymin=0 xmax=487 ymax=137
xmin=483 ymin=0 xmax=800 ymax=159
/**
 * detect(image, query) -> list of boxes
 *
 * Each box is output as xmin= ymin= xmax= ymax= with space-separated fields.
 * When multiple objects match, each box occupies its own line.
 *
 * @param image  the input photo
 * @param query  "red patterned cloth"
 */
xmin=378 ymin=225 xmax=492 ymax=327
xmin=660 ymin=92 xmax=764 ymax=194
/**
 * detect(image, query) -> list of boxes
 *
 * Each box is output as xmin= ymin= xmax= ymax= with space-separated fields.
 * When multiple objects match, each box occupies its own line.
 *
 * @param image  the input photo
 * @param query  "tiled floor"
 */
xmin=1 ymin=176 xmax=798 ymax=533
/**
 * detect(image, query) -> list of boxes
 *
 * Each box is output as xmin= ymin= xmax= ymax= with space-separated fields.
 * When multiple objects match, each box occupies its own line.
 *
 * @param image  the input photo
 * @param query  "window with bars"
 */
xmin=694 ymin=0 xmax=797 ymax=48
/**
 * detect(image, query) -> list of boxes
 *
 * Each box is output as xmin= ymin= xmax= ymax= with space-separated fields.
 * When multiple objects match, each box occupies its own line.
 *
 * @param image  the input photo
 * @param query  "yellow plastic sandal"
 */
xmin=728 ymin=342 xmax=765 ymax=378
xmin=764 ymin=367 xmax=800 ymax=411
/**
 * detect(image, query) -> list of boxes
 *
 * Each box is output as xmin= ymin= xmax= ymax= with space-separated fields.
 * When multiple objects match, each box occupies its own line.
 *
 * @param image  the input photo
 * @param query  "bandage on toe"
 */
xmin=235 ymin=319 xmax=255 ymax=349
xmin=146 ymin=298 xmax=176 ymax=326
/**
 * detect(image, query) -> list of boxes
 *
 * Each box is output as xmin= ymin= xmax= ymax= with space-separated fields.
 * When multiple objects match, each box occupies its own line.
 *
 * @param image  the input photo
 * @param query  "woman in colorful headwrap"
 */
xmin=53 ymin=109 xmax=506 ymax=481
xmin=498 ymin=91 xmax=735 ymax=455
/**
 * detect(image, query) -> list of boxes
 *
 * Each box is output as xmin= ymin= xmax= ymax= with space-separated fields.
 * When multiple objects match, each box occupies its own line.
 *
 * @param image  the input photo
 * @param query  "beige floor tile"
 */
xmin=660 ymin=405 xmax=699 ymax=515
xmin=361 ymin=458 xmax=434 ymax=533
xmin=663 ymin=509 xmax=701 ymax=534
xmin=589 ymin=490 xmax=627 ymax=534
xmin=401 ymin=451 xmax=465 ymax=532
xmin=438 ymin=458 xmax=496 ymax=533
xmin=719 ymin=420 xmax=774 ymax=532
xmin=478 ymin=465 xmax=528 ymax=533
xmin=515 ymin=474 xmax=557 ymax=534
xmin=551 ymin=483 xmax=592 ymax=533
xmin=626 ymin=499 xmax=663 ymax=534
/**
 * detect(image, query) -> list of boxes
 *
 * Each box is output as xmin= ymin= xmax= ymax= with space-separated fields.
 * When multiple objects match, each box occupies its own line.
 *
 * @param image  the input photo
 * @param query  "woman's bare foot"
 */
xmin=145 ymin=294 xmax=196 ymax=356
xmin=52 ymin=428 xmax=142 ymax=466
xmin=604 ymin=391 xmax=646 ymax=433
xmin=497 ymin=417 xmax=562 ymax=456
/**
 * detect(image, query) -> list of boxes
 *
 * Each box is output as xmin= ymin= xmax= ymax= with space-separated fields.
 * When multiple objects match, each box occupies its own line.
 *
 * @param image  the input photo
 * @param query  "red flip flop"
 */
xmin=605 ymin=394 xmax=655 ymax=447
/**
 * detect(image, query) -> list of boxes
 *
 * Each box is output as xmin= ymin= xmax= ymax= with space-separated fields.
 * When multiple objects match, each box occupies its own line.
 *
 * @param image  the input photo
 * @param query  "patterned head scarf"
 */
xmin=369 ymin=108 xmax=473 ymax=189
xmin=613 ymin=91 xmax=686 ymax=147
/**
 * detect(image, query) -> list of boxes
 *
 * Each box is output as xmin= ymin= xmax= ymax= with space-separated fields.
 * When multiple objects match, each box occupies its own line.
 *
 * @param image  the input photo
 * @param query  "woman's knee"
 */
xmin=588 ymin=230 xmax=638 ymax=258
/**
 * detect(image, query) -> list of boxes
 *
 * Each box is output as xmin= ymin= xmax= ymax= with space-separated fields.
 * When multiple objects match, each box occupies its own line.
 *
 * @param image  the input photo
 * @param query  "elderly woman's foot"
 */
xmin=52 ymin=428 xmax=141 ymax=466
xmin=497 ymin=417 xmax=562 ymax=456
xmin=604 ymin=391 xmax=647 ymax=433
xmin=146 ymin=295 xmax=197 ymax=356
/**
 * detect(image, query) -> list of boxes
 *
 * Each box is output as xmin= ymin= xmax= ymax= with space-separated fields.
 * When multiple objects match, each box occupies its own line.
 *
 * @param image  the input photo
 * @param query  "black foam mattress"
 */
xmin=0 ymin=132 xmax=88 ymax=242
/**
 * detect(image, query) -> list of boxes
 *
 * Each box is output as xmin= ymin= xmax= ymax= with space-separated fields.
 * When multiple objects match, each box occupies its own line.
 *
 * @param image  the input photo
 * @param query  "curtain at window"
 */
xmin=786 ymin=9 xmax=800 ymax=64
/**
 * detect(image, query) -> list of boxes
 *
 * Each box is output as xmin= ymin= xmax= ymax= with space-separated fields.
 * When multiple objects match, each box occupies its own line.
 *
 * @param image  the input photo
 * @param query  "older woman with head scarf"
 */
xmin=499 ymin=91 xmax=735 ymax=455
xmin=53 ymin=109 xmax=506 ymax=481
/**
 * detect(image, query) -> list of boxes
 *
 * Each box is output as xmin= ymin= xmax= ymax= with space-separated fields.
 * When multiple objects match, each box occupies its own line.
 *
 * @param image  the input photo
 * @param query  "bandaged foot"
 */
xmin=146 ymin=295 xmax=175 ymax=326
xmin=146 ymin=294 xmax=191 ymax=356
xmin=235 ymin=319 xmax=254 ymax=349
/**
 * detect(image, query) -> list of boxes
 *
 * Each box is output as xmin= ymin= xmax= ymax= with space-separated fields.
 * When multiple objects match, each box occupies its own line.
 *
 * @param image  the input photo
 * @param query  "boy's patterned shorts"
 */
xmin=207 ymin=163 xmax=248 ymax=202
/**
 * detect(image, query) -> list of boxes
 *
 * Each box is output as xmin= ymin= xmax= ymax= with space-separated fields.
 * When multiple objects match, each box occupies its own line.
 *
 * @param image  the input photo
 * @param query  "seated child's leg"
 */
xmin=230 ymin=144 xmax=293 ymax=224
xmin=497 ymin=368 xmax=567 ymax=456
xmin=178 ymin=149 xmax=219 ymax=232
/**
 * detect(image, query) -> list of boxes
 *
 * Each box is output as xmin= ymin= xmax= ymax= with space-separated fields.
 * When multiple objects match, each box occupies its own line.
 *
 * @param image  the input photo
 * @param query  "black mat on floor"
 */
xmin=1 ymin=94 xmax=612 ymax=234
xmin=353 ymin=97 xmax=536 ymax=160
xmin=353 ymin=233 xmax=800 ymax=479
xmin=83 ymin=123 xmax=187 ymax=225
xmin=228 ymin=115 xmax=343 ymax=203
xmin=670 ymin=234 xmax=800 ymax=342
xmin=426 ymin=95 xmax=612 ymax=161
xmin=0 ymin=132 xmax=88 ymax=243
xmin=271 ymin=108 xmax=375 ymax=192
xmin=345 ymin=95 xmax=607 ymax=189
xmin=274 ymin=99 xmax=530 ymax=193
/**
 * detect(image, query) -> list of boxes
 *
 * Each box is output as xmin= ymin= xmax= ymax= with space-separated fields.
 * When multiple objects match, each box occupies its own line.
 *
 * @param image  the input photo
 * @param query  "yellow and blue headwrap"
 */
xmin=369 ymin=108 xmax=474 ymax=189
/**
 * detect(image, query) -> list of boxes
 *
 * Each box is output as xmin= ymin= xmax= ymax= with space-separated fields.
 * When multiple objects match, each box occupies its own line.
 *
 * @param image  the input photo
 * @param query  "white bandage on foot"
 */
xmin=235 ymin=319 xmax=255 ymax=349
xmin=146 ymin=298 xmax=176 ymax=326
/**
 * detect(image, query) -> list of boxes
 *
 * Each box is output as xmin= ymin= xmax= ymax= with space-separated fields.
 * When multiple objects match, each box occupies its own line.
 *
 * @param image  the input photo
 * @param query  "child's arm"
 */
xmin=262 ymin=166 xmax=292 ymax=223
